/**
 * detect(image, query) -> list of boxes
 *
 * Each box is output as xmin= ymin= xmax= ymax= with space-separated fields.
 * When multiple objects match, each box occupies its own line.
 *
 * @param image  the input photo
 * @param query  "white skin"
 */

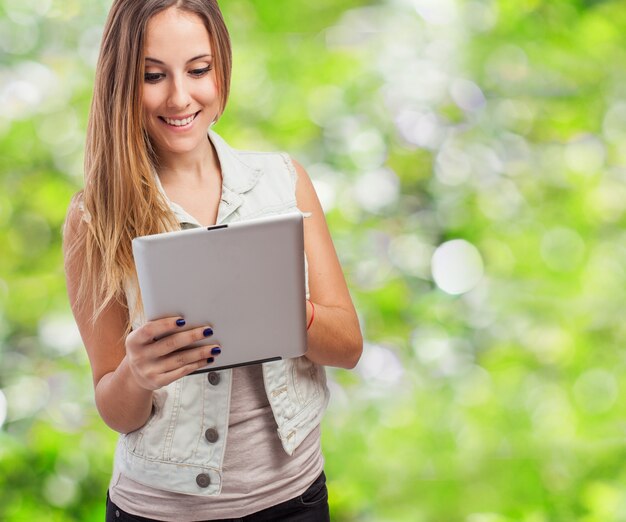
xmin=64 ymin=6 xmax=362 ymax=434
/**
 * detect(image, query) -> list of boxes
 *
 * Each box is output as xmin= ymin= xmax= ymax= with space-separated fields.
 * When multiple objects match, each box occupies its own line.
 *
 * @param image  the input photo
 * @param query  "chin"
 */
xmin=157 ymin=136 xmax=206 ymax=155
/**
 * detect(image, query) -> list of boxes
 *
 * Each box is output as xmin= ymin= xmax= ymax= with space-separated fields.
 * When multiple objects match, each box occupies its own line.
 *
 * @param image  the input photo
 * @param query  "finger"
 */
xmin=139 ymin=342 xmax=221 ymax=388
xmin=160 ymin=351 xmax=220 ymax=383
xmin=138 ymin=316 xmax=189 ymax=345
xmin=151 ymin=325 xmax=215 ymax=358
xmin=160 ymin=344 xmax=222 ymax=373
xmin=155 ymin=348 xmax=215 ymax=386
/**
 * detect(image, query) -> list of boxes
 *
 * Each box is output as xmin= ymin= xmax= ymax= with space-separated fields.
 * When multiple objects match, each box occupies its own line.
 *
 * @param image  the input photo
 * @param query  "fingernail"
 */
xmin=203 ymin=327 xmax=213 ymax=337
xmin=211 ymin=347 xmax=221 ymax=355
xmin=176 ymin=318 xmax=186 ymax=327
xmin=206 ymin=357 xmax=215 ymax=364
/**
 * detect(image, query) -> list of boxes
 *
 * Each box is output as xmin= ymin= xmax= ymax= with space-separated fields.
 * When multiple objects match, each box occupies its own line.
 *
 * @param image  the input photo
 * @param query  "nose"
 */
xmin=166 ymin=75 xmax=191 ymax=110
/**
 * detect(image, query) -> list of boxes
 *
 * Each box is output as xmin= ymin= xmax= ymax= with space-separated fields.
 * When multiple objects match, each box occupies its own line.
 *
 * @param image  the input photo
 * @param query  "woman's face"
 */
xmin=142 ymin=7 xmax=220 ymax=160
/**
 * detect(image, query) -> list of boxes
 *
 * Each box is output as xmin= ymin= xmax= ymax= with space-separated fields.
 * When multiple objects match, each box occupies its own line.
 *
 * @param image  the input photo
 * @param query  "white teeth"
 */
xmin=163 ymin=114 xmax=195 ymax=126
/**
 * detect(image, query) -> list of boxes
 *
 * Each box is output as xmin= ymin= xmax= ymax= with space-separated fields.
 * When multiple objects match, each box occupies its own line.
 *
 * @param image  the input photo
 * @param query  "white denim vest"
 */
xmin=114 ymin=129 xmax=330 ymax=496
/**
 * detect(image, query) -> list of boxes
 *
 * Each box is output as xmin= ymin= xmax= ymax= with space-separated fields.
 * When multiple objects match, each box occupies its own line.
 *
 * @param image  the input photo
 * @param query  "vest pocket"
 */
xmin=123 ymin=423 xmax=146 ymax=455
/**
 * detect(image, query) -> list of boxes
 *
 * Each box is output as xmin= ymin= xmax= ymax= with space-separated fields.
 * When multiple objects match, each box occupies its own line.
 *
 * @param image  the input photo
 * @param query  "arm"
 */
xmin=63 ymin=201 xmax=221 ymax=434
xmin=293 ymin=159 xmax=363 ymax=369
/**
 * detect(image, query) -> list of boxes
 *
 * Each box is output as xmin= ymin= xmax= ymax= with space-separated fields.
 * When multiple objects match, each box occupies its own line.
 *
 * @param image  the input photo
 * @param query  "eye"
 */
xmin=189 ymin=65 xmax=212 ymax=77
xmin=144 ymin=72 xmax=164 ymax=83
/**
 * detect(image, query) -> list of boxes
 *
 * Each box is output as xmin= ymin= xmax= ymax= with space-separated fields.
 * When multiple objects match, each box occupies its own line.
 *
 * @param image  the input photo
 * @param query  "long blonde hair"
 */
xmin=67 ymin=0 xmax=232 ymax=322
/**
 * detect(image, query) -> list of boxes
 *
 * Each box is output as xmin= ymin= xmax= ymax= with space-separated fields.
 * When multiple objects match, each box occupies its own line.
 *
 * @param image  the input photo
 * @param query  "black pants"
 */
xmin=106 ymin=471 xmax=330 ymax=522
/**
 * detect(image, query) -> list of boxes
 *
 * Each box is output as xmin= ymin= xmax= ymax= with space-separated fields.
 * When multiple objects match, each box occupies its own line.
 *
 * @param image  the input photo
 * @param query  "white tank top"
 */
xmin=109 ymin=364 xmax=323 ymax=520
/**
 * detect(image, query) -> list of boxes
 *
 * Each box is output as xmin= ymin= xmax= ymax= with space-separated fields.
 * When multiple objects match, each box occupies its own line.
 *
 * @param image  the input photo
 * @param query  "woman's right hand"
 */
xmin=125 ymin=317 xmax=220 ymax=391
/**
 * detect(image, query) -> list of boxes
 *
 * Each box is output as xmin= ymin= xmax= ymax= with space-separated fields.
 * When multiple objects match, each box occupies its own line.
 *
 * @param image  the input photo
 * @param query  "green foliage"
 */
xmin=2 ymin=0 xmax=626 ymax=520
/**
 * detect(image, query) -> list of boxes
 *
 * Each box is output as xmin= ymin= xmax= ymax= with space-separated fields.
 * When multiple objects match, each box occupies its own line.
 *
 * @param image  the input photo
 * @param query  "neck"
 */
xmin=156 ymin=136 xmax=219 ymax=184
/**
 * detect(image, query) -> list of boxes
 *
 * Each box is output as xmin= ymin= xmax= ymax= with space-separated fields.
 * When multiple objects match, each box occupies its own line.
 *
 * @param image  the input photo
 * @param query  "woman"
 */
xmin=63 ymin=0 xmax=362 ymax=520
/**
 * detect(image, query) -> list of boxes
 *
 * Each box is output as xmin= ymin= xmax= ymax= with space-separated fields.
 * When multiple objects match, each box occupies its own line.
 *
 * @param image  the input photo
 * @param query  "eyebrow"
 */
xmin=145 ymin=54 xmax=213 ymax=65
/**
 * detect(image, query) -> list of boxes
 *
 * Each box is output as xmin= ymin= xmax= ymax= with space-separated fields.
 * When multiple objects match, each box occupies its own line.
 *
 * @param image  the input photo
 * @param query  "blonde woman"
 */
xmin=63 ymin=0 xmax=362 ymax=520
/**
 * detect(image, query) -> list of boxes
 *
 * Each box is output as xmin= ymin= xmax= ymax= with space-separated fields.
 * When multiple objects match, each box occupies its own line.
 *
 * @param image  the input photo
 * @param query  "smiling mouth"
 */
xmin=159 ymin=111 xmax=200 ymax=127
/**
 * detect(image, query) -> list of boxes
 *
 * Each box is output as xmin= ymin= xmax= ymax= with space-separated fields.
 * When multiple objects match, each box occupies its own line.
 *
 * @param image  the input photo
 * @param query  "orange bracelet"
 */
xmin=306 ymin=300 xmax=315 ymax=331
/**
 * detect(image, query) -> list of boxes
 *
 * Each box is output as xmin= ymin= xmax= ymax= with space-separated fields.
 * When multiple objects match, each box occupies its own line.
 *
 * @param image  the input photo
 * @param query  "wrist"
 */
xmin=118 ymin=356 xmax=156 ymax=396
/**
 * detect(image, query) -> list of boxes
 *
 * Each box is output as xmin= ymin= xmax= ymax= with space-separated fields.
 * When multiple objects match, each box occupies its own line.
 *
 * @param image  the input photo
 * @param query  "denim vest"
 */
xmin=114 ymin=130 xmax=330 ymax=496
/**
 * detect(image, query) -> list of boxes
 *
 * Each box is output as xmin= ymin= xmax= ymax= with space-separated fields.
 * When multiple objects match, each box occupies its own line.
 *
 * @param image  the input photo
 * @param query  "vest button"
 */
xmin=205 ymin=428 xmax=219 ymax=443
xmin=196 ymin=473 xmax=211 ymax=488
xmin=207 ymin=372 xmax=221 ymax=386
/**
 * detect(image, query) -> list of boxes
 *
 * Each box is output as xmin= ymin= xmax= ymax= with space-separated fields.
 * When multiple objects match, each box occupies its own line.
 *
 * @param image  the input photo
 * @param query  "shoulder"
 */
xmin=63 ymin=191 xmax=88 ymax=261
xmin=212 ymin=132 xmax=318 ymax=205
xmin=235 ymin=148 xmax=296 ymax=178
xmin=289 ymin=157 xmax=311 ymax=184
xmin=250 ymin=151 xmax=317 ymax=203
xmin=288 ymin=157 xmax=318 ymax=208
xmin=234 ymin=147 xmax=311 ymax=186
xmin=234 ymin=146 xmax=301 ymax=196
xmin=63 ymin=190 xmax=85 ymax=235
xmin=64 ymin=192 xmax=85 ymax=237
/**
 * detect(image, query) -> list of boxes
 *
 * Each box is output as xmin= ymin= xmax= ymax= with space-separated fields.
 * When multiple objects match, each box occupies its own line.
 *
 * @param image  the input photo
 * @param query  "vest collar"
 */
xmin=208 ymin=128 xmax=262 ymax=194
xmin=154 ymin=129 xmax=262 ymax=227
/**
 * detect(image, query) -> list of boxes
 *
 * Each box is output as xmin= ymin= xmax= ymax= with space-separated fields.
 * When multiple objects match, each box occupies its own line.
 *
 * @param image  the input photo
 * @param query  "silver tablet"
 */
xmin=132 ymin=212 xmax=307 ymax=373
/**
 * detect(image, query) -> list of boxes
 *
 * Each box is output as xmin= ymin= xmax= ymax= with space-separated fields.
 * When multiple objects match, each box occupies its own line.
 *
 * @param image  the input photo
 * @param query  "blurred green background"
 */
xmin=2 ymin=0 xmax=626 ymax=520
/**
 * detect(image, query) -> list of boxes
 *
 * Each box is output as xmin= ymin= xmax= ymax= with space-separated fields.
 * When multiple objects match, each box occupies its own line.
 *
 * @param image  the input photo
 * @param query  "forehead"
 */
xmin=145 ymin=7 xmax=211 ymax=57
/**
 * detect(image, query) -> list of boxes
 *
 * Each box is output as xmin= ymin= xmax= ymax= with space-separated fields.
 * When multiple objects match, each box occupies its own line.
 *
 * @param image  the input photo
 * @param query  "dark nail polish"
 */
xmin=176 ymin=318 xmax=186 ymax=327
xmin=203 ymin=327 xmax=213 ymax=337
xmin=206 ymin=357 xmax=215 ymax=364
xmin=211 ymin=347 xmax=221 ymax=355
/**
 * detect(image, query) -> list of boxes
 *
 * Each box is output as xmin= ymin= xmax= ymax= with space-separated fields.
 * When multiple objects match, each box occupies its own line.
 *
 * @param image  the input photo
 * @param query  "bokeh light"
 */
xmin=431 ymin=239 xmax=484 ymax=295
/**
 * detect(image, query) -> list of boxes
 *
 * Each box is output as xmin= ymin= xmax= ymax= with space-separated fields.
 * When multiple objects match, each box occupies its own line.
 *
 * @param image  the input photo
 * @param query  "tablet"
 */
xmin=132 ymin=212 xmax=307 ymax=373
